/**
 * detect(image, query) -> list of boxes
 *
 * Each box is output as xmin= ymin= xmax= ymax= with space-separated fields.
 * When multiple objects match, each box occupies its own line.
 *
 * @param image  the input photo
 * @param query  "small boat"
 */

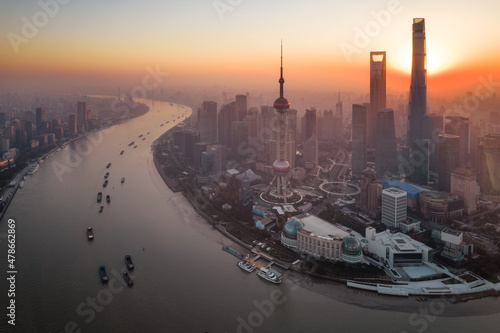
xmin=147 ymin=132 xmax=150 ymax=134
xmin=120 ymin=150 xmax=124 ymax=155
xmin=123 ymin=271 xmax=134 ymax=286
xmin=99 ymin=265 xmax=109 ymax=283
xmin=106 ymin=195 xmax=110 ymax=203
xmin=87 ymin=227 xmax=94 ymax=240
xmin=256 ymin=268 xmax=282 ymax=284
xmin=166 ymin=121 xmax=169 ymax=124
xmin=103 ymin=180 xmax=108 ymax=187
xmin=19 ymin=181 xmax=24 ymax=188
xmin=139 ymin=134 xmax=143 ymax=138
xmin=99 ymin=206 xmax=104 ymax=213
xmin=142 ymin=138 xmax=145 ymax=141
xmin=133 ymin=145 xmax=137 ymax=148
xmin=106 ymin=163 xmax=111 ymax=168
xmin=237 ymin=260 xmax=256 ymax=272
xmin=160 ymin=124 xmax=164 ymax=127
xmin=104 ymin=172 xmax=109 ymax=179
xmin=129 ymin=141 xmax=134 ymax=146
xmin=121 ymin=177 xmax=125 ymax=183
xmin=124 ymin=255 xmax=134 ymax=270
xmin=97 ymin=192 xmax=103 ymax=203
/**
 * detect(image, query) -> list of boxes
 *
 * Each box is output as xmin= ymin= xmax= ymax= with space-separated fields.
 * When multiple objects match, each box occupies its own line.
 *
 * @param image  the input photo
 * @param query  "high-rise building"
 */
xmin=217 ymin=101 xmax=236 ymax=146
xmin=451 ymin=168 xmax=477 ymax=215
xmin=381 ymin=187 xmax=407 ymax=227
xmin=375 ymin=109 xmax=397 ymax=177
xmin=425 ymin=113 xmax=443 ymax=171
xmin=445 ymin=116 xmax=470 ymax=167
xmin=36 ymin=107 xmax=45 ymax=134
xmin=351 ymin=104 xmax=367 ymax=175
xmin=68 ymin=114 xmax=77 ymax=134
xmin=356 ymin=168 xmax=382 ymax=218
xmin=239 ymin=176 xmax=253 ymax=222
xmin=408 ymin=18 xmax=429 ymax=185
xmin=322 ymin=109 xmax=334 ymax=141
xmin=207 ymin=144 xmax=227 ymax=177
xmin=438 ymin=134 xmax=460 ymax=193
xmin=77 ymin=101 xmax=86 ymax=131
xmin=477 ymin=134 xmax=500 ymax=202
xmin=235 ymin=94 xmax=247 ymax=121
xmin=303 ymin=108 xmax=318 ymax=167
xmin=231 ymin=121 xmax=248 ymax=162
xmin=336 ymin=92 xmax=343 ymax=123
xmin=197 ymin=101 xmax=217 ymax=143
xmin=369 ymin=51 xmax=386 ymax=147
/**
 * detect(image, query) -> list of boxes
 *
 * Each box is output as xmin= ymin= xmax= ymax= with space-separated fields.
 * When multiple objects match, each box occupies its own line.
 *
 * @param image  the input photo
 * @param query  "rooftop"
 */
xmin=297 ymin=213 xmax=350 ymax=239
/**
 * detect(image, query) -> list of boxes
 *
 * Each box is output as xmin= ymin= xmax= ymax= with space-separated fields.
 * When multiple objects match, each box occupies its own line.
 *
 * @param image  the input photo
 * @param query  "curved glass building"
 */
xmin=341 ymin=237 xmax=363 ymax=264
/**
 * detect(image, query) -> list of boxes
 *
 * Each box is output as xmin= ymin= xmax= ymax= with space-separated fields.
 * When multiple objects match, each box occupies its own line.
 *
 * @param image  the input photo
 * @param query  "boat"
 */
xmin=166 ymin=121 xmax=169 ymax=124
xmin=147 ymin=132 xmax=150 ymax=134
xmin=106 ymin=163 xmax=111 ymax=168
xmin=139 ymin=134 xmax=143 ymax=138
xmin=123 ymin=271 xmax=134 ymax=286
xmin=133 ymin=145 xmax=137 ymax=148
xmin=124 ymin=255 xmax=134 ymax=270
xmin=19 ymin=181 xmax=24 ymax=188
xmin=222 ymin=245 xmax=244 ymax=260
xmin=120 ymin=150 xmax=124 ymax=155
xmin=129 ymin=141 xmax=134 ymax=146
xmin=103 ymin=180 xmax=108 ymax=187
xmin=237 ymin=260 xmax=256 ymax=272
xmin=104 ymin=172 xmax=109 ymax=179
xmin=27 ymin=163 xmax=39 ymax=175
xmin=99 ymin=265 xmax=109 ymax=283
xmin=121 ymin=177 xmax=125 ymax=183
xmin=106 ymin=195 xmax=110 ymax=203
xmin=99 ymin=206 xmax=104 ymax=213
xmin=142 ymin=138 xmax=145 ymax=141
xmin=87 ymin=227 xmax=94 ymax=240
xmin=160 ymin=124 xmax=164 ymax=127
xmin=97 ymin=192 xmax=103 ymax=202
xmin=256 ymin=268 xmax=282 ymax=284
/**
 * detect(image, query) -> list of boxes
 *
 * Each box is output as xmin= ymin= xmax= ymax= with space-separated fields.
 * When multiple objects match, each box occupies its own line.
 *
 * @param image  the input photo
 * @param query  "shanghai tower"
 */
xmin=408 ymin=18 xmax=429 ymax=185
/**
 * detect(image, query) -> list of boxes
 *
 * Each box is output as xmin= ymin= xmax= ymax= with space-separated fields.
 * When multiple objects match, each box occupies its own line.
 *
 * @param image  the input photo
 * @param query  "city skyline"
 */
xmin=1 ymin=0 xmax=500 ymax=96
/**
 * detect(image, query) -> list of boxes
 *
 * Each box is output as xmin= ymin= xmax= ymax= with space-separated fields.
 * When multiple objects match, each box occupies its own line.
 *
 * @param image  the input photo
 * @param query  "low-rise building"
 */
xmin=365 ymin=227 xmax=433 ymax=267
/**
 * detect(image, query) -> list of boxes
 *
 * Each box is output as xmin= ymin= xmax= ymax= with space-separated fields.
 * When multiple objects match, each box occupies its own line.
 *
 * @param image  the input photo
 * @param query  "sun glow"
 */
xmin=392 ymin=42 xmax=454 ymax=75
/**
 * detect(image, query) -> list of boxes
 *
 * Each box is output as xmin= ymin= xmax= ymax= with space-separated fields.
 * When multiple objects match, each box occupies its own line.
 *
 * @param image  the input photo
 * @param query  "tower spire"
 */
xmin=279 ymin=40 xmax=284 ymax=98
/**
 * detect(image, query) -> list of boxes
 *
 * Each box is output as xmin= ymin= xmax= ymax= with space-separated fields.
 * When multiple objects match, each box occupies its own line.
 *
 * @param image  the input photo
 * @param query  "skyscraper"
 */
xmin=36 ymin=107 xmax=45 ymax=134
xmin=303 ymin=108 xmax=318 ymax=167
xmin=231 ymin=121 xmax=248 ymax=162
xmin=235 ymin=94 xmax=247 ymax=121
xmin=408 ymin=18 xmax=429 ymax=185
xmin=351 ymin=104 xmax=367 ymax=176
xmin=197 ymin=101 xmax=217 ymax=143
xmin=477 ymin=134 xmax=500 ymax=202
xmin=77 ymin=101 xmax=87 ymax=131
xmin=369 ymin=51 xmax=386 ymax=147
xmin=68 ymin=114 xmax=77 ymax=134
xmin=438 ymin=134 xmax=460 ymax=193
xmin=451 ymin=168 xmax=477 ymax=215
xmin=217 ymin=101 xmax=236 ymax=146
xmin=356 ymin=168 xmax=382 ymax=218
xmin=375 ymin=109 xmax=397 ymax=177
xmin=445 ymin=116 xmax=470 ymax=167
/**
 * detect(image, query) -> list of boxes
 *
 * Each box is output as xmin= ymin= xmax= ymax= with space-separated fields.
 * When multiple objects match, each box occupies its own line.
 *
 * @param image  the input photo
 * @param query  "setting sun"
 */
xmin=392 ymin=41 xmax=454 ymax=76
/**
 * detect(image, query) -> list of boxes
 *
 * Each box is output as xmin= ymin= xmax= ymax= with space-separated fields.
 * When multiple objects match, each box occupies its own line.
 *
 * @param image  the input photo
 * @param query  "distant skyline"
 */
xmin=1 ymin=0 xmax=500 ymax=96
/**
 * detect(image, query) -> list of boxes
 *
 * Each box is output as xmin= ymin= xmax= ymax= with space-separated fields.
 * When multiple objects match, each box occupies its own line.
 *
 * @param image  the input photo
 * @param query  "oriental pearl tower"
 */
xmin=261 ymin=43 xmax=300 ymax=204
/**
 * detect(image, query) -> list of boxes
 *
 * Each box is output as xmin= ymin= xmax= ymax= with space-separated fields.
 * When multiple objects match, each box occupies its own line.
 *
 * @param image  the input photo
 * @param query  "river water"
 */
xmin=1 ymin=99 xmax=500 ymax=333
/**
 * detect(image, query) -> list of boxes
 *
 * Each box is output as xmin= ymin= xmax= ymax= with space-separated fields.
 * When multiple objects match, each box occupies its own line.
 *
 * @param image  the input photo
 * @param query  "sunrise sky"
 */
xmin=1 ymin=0 xmax=499 ymax=96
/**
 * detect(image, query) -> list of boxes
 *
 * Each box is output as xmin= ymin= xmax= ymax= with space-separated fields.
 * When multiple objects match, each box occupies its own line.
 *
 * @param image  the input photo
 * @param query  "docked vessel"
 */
xmin=27 ymin=163 xmax=39 ymax=175
xmin=99 ymin=265 xmax=109 ymax=283
xmin=87 ymin=227 xmax=94 ymax=240
xmin=19 ymin=181 xmax=24 ymax=188
xmin=237 ymin=260 xmax=256 ymax=272
xmin=123 ymin=271 xmax=134 ymax=286
xmin=106 ymin=195 xmax=110 ymax=203
xmin=97 ymin=192 xmax=103 ymax=203
xmin=256 ymin=268 xmax=282 ymax=284
xmin=121 ymin=177 xmax=125 ymax=183
xmin=222 ymin=245 xmax=244 ymax=260
xmin=124 ymin=255 xmax=134 ymax=270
